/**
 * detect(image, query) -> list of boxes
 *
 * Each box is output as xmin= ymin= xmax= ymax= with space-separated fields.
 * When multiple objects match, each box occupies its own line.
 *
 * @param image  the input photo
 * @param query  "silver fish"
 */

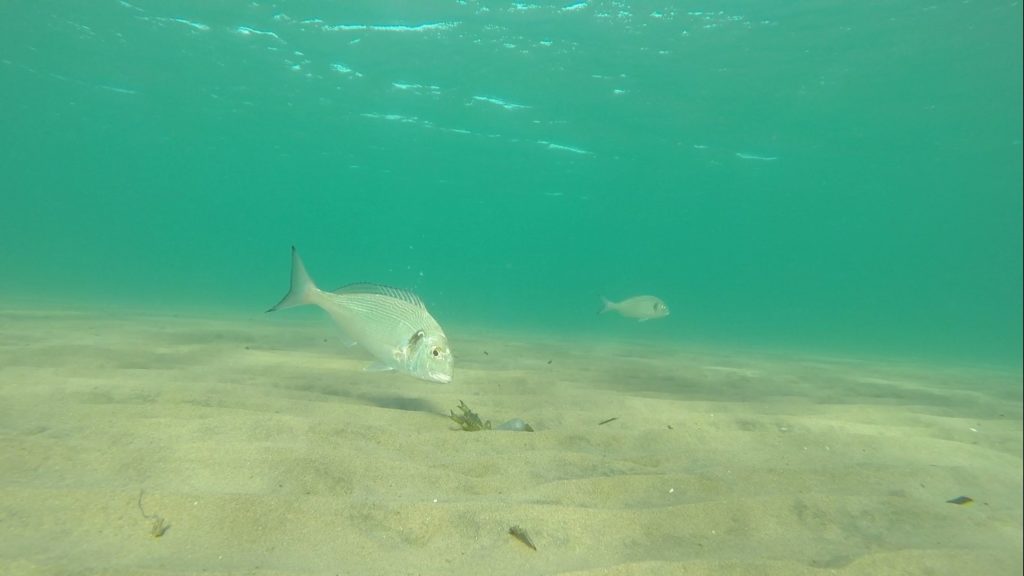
xmin=600 ymin=295 xmax=670 ymax=321
xmin=268 ymin=247 xmax=454 ymax=383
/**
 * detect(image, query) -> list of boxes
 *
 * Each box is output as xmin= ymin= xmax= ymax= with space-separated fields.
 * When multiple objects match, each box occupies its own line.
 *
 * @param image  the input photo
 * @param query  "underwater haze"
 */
xmin=2 ymin=3 xmax=1023 ymax=576
xmin=1 ymin=0 xmax=1022 ymax=367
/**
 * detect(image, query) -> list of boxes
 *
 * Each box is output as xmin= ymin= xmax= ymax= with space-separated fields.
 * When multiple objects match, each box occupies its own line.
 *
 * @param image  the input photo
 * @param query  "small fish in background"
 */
xmin=267 ymin=246 xmax=454 ymax=383
xmin=599 ymin=295 xmax=670 ymax=321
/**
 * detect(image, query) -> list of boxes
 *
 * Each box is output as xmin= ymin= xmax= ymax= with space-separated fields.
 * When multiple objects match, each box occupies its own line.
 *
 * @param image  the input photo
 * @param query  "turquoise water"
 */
xmin=2 ymin=0 xmax=1021 ymax=367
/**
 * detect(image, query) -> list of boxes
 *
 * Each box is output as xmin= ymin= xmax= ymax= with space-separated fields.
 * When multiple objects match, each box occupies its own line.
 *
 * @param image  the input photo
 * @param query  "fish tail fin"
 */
xmin=599 ymin=296 xmax=614 ymax=314
xmin=267 ymin=246 xmax=319 ymax=312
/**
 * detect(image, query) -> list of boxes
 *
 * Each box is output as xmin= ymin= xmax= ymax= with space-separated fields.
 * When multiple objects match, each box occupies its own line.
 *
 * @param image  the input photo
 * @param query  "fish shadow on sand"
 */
xmin=284 ymin=378 xmax=439 ymax=413
xmin=357 ymin=393 xmax=438 ymax=413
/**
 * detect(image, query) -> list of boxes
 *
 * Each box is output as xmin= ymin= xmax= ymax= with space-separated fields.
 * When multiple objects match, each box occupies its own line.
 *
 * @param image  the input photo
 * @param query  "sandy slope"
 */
xmin=0 ymin=308 xmax=1020 ymax=575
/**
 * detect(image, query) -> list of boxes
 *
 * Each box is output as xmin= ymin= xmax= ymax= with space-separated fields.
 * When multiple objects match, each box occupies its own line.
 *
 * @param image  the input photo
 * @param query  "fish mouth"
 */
xmin=430 ymin=371 xmax=453 ymax=384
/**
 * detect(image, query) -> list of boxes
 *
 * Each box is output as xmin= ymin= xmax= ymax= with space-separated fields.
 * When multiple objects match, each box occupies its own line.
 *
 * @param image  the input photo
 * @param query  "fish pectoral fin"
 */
xmin=363 ymin=361 xmax=395 ymax=373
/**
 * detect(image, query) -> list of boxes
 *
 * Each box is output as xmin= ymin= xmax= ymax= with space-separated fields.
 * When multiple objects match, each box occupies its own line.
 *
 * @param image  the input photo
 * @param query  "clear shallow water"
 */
xmin=1 ymin=0 xmax=1021 ymax=368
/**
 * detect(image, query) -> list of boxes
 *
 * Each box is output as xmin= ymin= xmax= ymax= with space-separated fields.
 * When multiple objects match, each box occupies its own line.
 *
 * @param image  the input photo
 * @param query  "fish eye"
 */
xmin=653 ymin=303 xmax=662 ymax=310
xmin=431 ymin=347 xmax=440 ymax=358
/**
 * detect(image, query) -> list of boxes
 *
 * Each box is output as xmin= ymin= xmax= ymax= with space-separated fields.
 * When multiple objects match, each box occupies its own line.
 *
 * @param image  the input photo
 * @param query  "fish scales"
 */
xmin=268 ymin=247 xmax=454 ymax=383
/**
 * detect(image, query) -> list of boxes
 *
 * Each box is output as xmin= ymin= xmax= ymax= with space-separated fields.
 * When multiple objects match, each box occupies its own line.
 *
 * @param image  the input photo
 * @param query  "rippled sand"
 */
xmin=0 ymin=308 xmax=1020 ymax=575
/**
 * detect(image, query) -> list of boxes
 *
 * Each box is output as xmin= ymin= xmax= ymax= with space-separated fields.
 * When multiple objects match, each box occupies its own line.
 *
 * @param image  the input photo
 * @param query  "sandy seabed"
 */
xmin=0 ymin=307 xmax=1020 ymax=576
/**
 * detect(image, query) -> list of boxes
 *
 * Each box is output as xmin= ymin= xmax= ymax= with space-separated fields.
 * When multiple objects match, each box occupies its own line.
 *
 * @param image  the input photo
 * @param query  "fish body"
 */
xmin=600 ymin=295 xmax=670 ymax=321
xmin=268 ymin=247 xmax=454 ymax=383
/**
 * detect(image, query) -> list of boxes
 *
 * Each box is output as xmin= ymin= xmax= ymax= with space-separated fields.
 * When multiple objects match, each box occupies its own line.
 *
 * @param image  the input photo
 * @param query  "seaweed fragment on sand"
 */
xmin=137 ymin=489 xmax=170 ymax=537
xmin=449 ymin=400 xmax=491 ymax=431
xmin=509 ymin=525 xmax=536 ymax=550
xmin=946 ymin=495 xmax=974 ymax=506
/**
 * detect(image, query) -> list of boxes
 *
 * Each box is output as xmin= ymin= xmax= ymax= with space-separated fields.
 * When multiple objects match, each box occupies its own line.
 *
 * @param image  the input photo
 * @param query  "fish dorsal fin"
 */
xmin=331 ymin=283 xmax=425 ymax=308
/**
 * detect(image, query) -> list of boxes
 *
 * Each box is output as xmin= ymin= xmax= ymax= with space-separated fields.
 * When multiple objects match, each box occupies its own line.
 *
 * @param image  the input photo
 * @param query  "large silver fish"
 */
xmin=600 ymin=295 xmax=670 ymax=321
xmin=268 ymin=247 xmax=454 ymax=383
